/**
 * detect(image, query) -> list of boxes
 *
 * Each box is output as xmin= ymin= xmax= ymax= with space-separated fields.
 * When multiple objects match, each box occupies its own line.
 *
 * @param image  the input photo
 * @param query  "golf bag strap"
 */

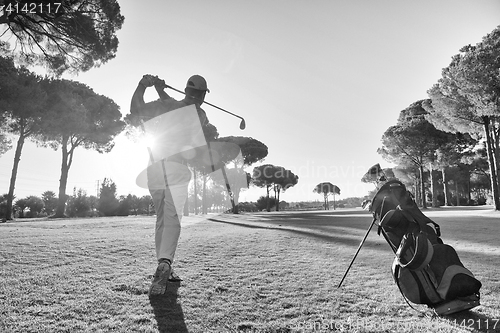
xmin=431 ymin=221 xmax=441 ymax=237
xmin=397 ymin=232 xmax=434 ymax=271
xmin=376 ymin=197 xmax=388 ymax=236
xmin=391 ymin=186 xmax=441 ymax=237
xmin=398 ymin=209 xmax=441 ymax=237
xmin=380 ymin=185 xmax=441 ymax=237
xmin=393 ymin=264 xmax=431 ymax=316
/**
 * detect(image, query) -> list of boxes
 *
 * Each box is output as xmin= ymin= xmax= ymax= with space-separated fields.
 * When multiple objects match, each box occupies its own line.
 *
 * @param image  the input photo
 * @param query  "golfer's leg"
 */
xmin=148 ymin=188 xmax=175 ymax=296
xmin=157 ymin=183 xmax=188 ymax=262
xmin=149 ymin=189 xmax=166 ymax=261
xmin=169 ymin=182 xmax=189 ymax=222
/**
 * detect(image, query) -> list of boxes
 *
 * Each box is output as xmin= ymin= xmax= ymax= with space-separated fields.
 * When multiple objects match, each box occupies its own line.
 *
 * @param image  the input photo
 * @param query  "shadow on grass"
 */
xmin=443 ymin=309 xmax=499 ymax=333
xmin=208 ymin=217 xmax=382 ymax=251
xmin=209 ymin=213 xmax=500 ymax=259
xmin=149 ymin=282 xmax=188 ymax=333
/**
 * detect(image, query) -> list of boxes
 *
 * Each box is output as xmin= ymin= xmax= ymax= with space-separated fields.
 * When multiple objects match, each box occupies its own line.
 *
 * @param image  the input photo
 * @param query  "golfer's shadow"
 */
xmin=149 ymin=282 xmax=188 ymax=333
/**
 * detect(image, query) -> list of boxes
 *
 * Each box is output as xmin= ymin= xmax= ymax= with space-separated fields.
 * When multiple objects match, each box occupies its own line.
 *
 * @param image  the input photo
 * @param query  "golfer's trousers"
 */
xmin=150 ymin=183 xmax=189 ymax=263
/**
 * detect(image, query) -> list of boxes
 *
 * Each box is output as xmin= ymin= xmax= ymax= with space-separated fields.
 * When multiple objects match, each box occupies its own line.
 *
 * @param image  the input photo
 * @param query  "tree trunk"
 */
xmin=232 ymin=184 xmax=240 ymax=214
xmin=274 ymin=186 xmax=278 ymax=211
xmin=442 ymin=168 xmax=451 ymax=206
xmin=184 ymin=198 xmax=189 ymax=216
xmin=333 ymin=193 xmax=336 ymax=210
xmin=276 ymin=188 xmax=281 ymax=211
xmin=419 ymin=165 xmax=427 ymax=209
xmin=324 ymin=194 xmax=328 ymax=210
xmin=5 ymin=135 xmax=25 ymax=220
xmin=467 ymin=175 xmax=471 ymax=205
xmin=232 ymin=164 xmax=243 ymax=214
xmin=266 ymin=185 xmax=271 ymax=212
xmin=232 ymin=196 xmax=240 ymax=214
xmin=455 ymin=181 xmax=460 ymax=206
xmin=202 ymin=174 xmax=207 ymax=214
xmin=55 ymin=140 xmax=70 ymax=217
xmin=429 ymin=164 xmax=438 ymax=207
xmin=414 ymin=176 xmax=420 ymax=207
xmin=193 ymin=168 xmax=198 ymax=215
xmin=483 ymin=116 xmax=500 ymax=210
xmin=491 ymin=121 xmax=500 ymax=198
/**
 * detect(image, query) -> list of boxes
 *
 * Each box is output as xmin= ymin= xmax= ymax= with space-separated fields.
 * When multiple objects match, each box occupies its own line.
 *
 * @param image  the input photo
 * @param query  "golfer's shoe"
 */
xmin=169 ymin=270 xmax=182 ymax=282
xmin=149 ymin=261 xmax=171 ymax=296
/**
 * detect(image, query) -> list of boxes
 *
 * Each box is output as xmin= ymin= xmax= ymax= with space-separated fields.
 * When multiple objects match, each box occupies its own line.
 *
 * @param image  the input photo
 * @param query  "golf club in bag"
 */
xmin=339 ymin=178 xmax=482 ymax=316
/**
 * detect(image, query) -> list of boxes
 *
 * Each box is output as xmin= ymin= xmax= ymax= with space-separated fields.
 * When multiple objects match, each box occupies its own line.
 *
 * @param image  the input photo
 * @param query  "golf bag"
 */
xmin=370 ymin=180 xmax=481 ymax=315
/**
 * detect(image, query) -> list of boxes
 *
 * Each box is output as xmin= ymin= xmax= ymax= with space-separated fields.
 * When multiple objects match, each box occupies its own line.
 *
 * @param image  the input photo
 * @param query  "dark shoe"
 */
xmin=169 ymin=270 xmax=182 ymax=282
xmin=148 ymin=261 xmax=171 ymax=296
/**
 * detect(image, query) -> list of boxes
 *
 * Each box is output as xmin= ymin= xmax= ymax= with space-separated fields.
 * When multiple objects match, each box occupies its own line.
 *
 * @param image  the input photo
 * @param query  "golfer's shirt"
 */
xmin=139 ymin=98 xmax=208 ymax=127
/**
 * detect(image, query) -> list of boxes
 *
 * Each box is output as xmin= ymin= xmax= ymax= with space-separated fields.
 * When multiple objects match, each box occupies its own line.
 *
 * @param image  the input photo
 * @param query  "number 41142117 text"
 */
xmin=1 ymin=2 xmax=62 ymax=15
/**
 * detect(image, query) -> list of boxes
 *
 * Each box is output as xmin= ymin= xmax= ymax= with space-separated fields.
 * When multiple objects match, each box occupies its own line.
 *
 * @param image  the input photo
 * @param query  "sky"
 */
xmin=1 ymin=0 xmax=500 ymax=204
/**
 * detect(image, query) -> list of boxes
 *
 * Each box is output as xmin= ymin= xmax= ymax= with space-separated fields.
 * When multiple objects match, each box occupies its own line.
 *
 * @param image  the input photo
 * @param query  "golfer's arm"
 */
xmin=130 ymin=84 xmax=147 ymax=115
xmin=154 ymin=84 xmax=170 ymax=100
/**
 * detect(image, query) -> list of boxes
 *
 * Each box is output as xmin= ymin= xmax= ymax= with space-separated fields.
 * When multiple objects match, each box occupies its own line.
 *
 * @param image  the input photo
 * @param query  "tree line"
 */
xmin=377 ymin=25 xmax=500 ymax=210
xmin=1 ymin=1 xmax=125 ymax=220
xmin=0 ymin=55 xmax=125 ymax=219
xmin=0 ymin=180 xmax=153 ymax=219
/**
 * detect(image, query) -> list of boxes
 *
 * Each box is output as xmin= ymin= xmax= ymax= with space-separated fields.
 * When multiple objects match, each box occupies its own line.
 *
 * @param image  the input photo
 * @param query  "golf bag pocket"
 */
xmin=392 ymin=259 xmax=442 ymax=305
xmin=428 ymin=244 xmax=482 ymax=301
xmin=381 ymin=210 xmax=416 ymax=247
xmin=380 ymin=208 xmax=442 ymax=248
xmin=392 ymin=240 xmax=481 ymax=307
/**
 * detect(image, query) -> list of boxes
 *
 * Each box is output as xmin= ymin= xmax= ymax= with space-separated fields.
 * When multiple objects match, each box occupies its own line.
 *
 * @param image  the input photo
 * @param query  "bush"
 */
xmin=256 ymin=196 xmax=277 ymax=211
xmin=98 ymin=178 xmax=119 ymax=216
xmin=0 ymin=194 xmax=9 ymax=219
xmin=42 ymin=191 xmax=58 ymax=215
xmin=26 ymin=196 xmax=44 ymax=217
xmin=116 ymin=195 xmax=132 ymax=216
xmin=66 ymin=188 xmax=91 ymax=217
xmin=237 ymin=202 xmax=258 ymax=212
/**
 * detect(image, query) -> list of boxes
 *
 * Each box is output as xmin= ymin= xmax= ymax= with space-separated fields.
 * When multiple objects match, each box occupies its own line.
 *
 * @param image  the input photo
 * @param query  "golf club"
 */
xmin=159 ymin=82 xmax=246 ymax=130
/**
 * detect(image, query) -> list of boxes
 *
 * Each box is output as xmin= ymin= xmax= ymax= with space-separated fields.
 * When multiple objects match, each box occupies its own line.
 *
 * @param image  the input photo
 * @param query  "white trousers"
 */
xmin=150 ymin=182 xmax=189 ymax=263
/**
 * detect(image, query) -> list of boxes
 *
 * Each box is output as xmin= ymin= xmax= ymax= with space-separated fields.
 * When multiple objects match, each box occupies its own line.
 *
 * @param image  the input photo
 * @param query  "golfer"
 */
xmin=130 ymin=74 xmax=210 ymax=296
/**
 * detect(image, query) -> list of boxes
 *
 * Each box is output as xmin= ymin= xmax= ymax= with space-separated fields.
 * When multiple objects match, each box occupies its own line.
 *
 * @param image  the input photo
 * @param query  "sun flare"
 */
xmin=139 ymin=134 xmax=156 ymax=150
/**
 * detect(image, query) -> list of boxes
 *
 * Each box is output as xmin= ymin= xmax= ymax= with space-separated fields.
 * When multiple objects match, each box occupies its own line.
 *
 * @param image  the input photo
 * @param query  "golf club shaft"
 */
xmin=162 ymin=84 xmax=246 ymax=124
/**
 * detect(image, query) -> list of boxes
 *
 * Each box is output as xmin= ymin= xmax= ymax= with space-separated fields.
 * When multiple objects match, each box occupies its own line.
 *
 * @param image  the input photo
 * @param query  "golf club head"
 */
xmin=239 ymin=119 xmax=246 ymax=130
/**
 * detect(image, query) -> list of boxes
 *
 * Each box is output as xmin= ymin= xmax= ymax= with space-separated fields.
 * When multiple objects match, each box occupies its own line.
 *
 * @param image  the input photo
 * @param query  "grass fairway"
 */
xmin=0 ymin=208 xmax=499 ymax=332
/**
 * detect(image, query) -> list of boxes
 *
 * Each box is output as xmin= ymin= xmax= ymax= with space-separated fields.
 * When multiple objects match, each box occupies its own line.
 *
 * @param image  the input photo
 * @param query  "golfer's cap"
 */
xmin=186 ymin=75 xmax=210 ymax=92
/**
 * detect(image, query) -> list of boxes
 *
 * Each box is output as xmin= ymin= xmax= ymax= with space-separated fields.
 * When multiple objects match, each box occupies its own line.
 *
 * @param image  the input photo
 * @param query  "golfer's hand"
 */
xmin=139 ymin=74 xmax=158 ymax=87
xmin=154 ymin=78 xmax=167 ymax=89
